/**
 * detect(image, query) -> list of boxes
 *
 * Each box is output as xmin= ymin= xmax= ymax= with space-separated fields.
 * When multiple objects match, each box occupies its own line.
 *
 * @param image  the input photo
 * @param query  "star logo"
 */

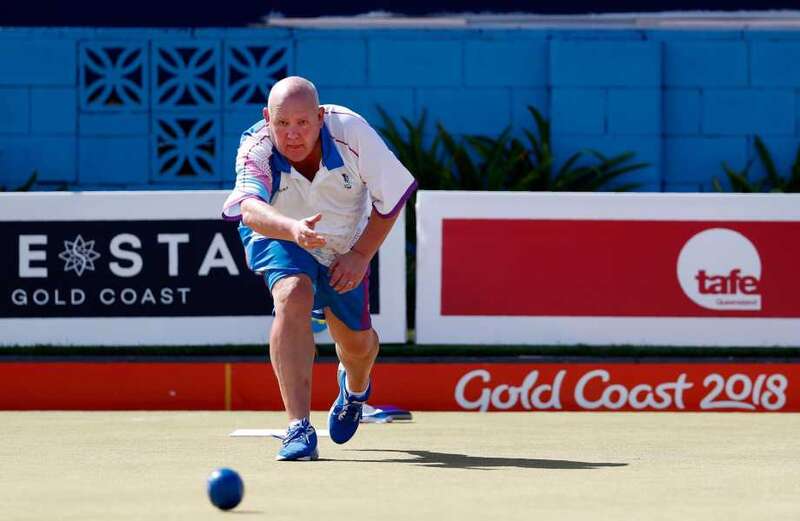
xmin=58 ymin=234 xmax=101 ymax=277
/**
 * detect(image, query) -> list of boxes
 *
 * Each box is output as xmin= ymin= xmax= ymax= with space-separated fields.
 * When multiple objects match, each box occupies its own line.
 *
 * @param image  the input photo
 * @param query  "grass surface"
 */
xmin=3 ymin=411 xmax=799 ymax=520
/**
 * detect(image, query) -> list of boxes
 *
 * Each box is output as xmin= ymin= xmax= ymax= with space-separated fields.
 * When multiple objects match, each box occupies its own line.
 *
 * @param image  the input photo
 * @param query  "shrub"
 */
xmin=714 ymin=136 xmax=800 ymax=193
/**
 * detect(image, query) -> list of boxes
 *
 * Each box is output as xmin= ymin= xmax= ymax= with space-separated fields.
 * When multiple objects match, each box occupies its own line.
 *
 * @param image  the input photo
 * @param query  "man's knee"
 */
xmin=340 ymin=328 xmax=379 ymax=359
xmin=272 ymin=275 xmax=313 ymax=317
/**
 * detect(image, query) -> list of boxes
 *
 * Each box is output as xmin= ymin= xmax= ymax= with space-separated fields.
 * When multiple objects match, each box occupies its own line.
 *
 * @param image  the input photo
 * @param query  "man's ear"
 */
xmin=318 ymin=106 xmax=324 ymax=123
xmin=263 ymin=107 xmax=270 ymax=123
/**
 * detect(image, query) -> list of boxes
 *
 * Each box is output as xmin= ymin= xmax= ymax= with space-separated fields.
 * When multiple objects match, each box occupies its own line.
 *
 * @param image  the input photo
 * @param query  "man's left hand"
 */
xmin=329 ymin=249 xmax=370 ymax=294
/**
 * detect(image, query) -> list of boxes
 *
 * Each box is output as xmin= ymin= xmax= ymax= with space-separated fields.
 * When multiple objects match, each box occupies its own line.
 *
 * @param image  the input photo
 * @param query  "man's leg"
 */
xmin=324 ymin=308 xmax=378 ymax=444
xmin=323 ymin=308 xmax=379 ymax=394
xmin=270 ymin=274 xmax=316 ymax=422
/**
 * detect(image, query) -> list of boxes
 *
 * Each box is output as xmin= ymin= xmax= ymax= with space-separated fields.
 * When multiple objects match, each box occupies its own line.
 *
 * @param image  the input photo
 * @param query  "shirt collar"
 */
xmin=320 ymin=122 xmax=345 ymax=170
xmin=271 ymin=146 xmax=291 ymax=174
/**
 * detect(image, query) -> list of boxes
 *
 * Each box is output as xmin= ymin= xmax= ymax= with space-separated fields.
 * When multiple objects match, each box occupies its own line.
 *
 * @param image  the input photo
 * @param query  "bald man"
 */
xmin=222 ymin=77 xmax=417 ymax=461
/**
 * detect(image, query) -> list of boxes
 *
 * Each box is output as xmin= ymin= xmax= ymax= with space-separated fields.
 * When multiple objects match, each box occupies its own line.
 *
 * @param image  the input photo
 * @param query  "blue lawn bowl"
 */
xmin=207 ymin=468 xmax=244 ymax=511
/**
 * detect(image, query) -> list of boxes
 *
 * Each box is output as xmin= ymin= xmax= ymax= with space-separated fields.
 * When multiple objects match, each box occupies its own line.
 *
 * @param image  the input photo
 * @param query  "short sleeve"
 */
xmin=221 ymin=124 xmax=275 ymax=221
xmin=354 ymin=121 xmax=417 ymax=218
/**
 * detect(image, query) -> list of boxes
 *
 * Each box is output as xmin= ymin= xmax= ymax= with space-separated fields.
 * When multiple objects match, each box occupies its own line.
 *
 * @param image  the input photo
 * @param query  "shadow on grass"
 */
xmin=343 ymin=449 xmax=628 ymax=470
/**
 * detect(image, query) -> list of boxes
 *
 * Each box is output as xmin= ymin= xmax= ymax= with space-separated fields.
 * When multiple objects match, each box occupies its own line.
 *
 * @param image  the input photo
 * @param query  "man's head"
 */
xmin=264 ymin=76 xmax=324 ymax=164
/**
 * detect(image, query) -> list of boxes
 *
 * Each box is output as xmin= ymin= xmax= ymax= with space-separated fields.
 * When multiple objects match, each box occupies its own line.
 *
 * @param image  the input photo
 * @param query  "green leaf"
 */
xmin=585 ymin=150 xmax=635 ymax=171
xmin=16 ymin=171 xmax=38 ymax=192
xmin=722 ymin=161 xmax=757 ymax=192
xmin=551 ymin=149 xmax=647 ymax=191
xmin=788 ymin=144 xmax=800 ymax=193
xmin=556 ymin=152 xmax=583 ymax=178
xmin=0 ymin=171 xmax=38 ymax=192
xmin=528 ymin=106 xmax=550 ymax=144
xmin=612 ymin=182 xmax=641 ymax=192
xmin=753 ymin=135 xmax=783 ymax=190
xmin=438 ymin=123 xmax=479 ymax=189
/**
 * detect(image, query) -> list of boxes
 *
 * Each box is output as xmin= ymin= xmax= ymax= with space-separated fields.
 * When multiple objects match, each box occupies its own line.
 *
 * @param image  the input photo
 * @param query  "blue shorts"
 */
xmin=240 ymin=227 xmax=371 ymax=331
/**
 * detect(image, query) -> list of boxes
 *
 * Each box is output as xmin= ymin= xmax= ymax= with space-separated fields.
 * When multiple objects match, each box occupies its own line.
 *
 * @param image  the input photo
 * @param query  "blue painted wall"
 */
xmin=0 ymin=26 xmax=797 ymax=192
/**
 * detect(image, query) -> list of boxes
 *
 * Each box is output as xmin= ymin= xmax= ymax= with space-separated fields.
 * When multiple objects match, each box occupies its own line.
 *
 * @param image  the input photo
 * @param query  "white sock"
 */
xmin=288 ymin=418 xmax=307 ymax=428
xmin=346 ymin=379 xmax=369 ymax=400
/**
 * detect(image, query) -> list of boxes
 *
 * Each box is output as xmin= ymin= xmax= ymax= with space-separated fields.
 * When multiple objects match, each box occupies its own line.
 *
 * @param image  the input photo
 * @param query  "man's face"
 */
xmin=265 ymin=95 xmax=324 ymax=163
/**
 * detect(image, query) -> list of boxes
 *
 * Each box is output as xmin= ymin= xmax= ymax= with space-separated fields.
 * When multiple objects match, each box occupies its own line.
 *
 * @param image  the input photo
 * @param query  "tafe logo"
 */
xmin=676 ymin=228 xmax=761 ymax=311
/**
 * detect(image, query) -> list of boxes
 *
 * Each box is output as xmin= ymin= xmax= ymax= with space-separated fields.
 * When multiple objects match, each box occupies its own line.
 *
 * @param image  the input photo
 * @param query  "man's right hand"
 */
xmin=294 ymin=213 xmax=326 ymax=249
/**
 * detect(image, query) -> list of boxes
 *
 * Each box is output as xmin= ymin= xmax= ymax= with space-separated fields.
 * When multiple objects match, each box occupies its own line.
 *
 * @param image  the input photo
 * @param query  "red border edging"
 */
xmin=1 ymin=361 xmax=797 ymax=412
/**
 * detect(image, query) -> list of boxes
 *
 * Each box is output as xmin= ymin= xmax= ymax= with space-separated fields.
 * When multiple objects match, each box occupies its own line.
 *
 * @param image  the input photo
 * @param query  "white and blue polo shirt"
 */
xmin=222 ymin=104 xmax=417 ymax=268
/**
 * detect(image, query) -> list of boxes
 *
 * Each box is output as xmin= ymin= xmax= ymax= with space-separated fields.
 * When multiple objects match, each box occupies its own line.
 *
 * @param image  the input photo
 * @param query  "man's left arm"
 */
xmin=328 ymin=209 xmax=399 ymax=293
xmin=328 ymin=119 xmax=417 ymax=294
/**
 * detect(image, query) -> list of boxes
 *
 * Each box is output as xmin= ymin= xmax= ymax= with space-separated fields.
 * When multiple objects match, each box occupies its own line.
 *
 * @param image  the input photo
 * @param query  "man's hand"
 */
xmin=329 ymin=249 xmax=370 ymax=294
xmin=293 ymin=213 xmax=326 ymax=250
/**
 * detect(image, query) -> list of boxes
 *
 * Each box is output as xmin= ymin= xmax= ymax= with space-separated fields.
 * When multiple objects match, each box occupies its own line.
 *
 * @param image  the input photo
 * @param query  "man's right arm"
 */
xmin=222 ymin=122 xmax=325 ymax=249
xmin=221 ymin=123 xmax=274 ymax=221
xmin=241 ymin=199 xmax=326 ymax=249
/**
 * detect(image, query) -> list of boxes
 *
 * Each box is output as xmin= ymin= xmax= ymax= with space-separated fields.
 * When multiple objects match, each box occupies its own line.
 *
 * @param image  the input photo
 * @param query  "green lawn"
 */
xmin=4 ymin=411 xmax=800 ymax=521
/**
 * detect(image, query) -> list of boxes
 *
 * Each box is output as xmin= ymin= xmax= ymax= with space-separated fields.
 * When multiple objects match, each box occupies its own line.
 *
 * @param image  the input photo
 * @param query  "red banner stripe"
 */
xmin=441 ymin=219 xmax=800 ymax=317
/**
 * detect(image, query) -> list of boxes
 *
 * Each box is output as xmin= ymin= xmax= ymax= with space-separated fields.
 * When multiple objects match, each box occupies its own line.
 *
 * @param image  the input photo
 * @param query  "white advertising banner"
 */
xmin=0 ymin=191 xmax=406 ymax=345
xmin=416 ymin=191 xmax=800 ymax=346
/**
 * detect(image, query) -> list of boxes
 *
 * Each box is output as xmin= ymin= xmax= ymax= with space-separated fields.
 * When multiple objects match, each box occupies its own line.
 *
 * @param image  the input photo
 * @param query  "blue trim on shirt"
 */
xmin=269 ymin=168 xmax=282 ymax=203
xmin=270 ymin=148 xmax=291 ymax=174
xmin=256 ymin=121 xmax=345 ymax=175
xmin=320 ymin=123 xmax=345 ymax=170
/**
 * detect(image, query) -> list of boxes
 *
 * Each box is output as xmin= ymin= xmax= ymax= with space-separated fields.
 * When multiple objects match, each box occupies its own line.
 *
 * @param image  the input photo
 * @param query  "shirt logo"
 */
xmin=341 ymin=173 xmax=352 ymax=190
xmin=58 ymin=234 xmax=101 ymax=277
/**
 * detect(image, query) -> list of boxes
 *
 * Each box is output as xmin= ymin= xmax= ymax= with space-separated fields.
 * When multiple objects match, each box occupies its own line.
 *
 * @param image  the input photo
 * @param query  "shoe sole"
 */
xmin=275 ymin=448 xmax=319 ymax=462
